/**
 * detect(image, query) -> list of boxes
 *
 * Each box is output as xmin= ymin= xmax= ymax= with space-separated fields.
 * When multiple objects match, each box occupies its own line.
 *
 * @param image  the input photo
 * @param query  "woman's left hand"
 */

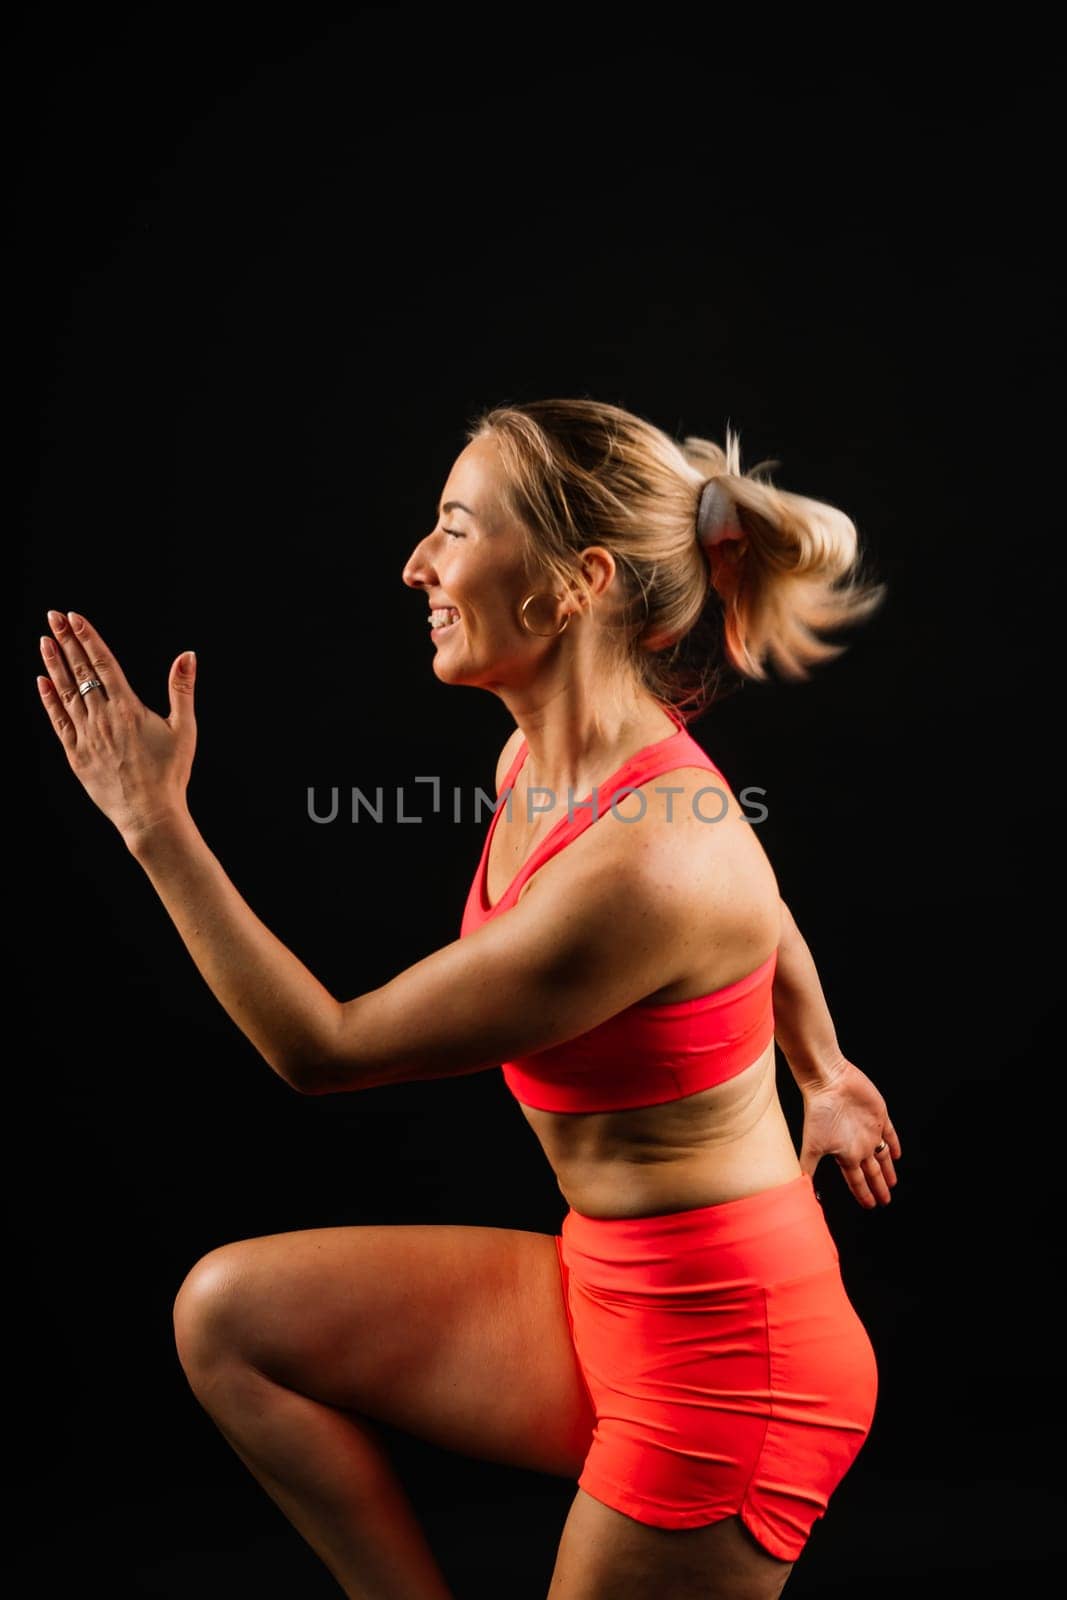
xmin=37 ymin=610 xmax=197 ymax=845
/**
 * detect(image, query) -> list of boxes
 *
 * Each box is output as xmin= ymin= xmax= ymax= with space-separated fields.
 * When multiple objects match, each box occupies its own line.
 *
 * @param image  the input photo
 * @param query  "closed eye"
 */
xmin=443 ymin=528 xmax=464 ymax=538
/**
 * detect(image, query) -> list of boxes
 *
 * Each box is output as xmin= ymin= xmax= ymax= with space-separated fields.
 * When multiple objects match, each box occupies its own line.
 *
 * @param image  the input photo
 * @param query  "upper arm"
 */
xmin=306 ymin=830 xmax=690 ymax=1095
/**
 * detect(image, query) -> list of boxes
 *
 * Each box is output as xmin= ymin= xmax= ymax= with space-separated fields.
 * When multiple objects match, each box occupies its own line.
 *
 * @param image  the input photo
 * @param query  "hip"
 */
xmin=556 ymin=1170 xmax=879 ymax=1427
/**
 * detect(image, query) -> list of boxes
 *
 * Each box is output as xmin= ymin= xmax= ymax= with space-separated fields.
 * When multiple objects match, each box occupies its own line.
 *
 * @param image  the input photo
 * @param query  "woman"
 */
xmin=36 ymin=397 xmax=900 ymax=1600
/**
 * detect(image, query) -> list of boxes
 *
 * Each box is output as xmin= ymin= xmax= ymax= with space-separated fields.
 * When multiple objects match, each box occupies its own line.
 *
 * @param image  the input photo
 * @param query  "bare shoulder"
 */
xmin=640 ymin=761 xmax=780 ymax=910
xmin=518 ymin=760 xmax=780 ymax=960
xmin=494 ymin=725 xmax=526 ymax=794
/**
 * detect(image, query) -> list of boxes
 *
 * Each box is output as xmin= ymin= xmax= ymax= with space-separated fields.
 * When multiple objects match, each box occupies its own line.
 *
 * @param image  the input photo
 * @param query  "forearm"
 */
xmin=126 ymin=810 xmax=340 ymax=1089
xmin=773 ymin=902 xmax=848 ymax=1090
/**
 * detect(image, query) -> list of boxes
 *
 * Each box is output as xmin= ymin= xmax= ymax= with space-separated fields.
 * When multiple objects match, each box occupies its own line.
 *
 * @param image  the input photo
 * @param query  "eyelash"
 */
xmin=443 ymin=528 xmax=463 ymax=538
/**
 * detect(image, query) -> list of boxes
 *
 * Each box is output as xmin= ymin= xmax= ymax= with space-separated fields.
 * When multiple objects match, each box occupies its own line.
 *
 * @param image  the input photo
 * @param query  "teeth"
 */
xmin=430 ymin=608 xmax=460 ymax=628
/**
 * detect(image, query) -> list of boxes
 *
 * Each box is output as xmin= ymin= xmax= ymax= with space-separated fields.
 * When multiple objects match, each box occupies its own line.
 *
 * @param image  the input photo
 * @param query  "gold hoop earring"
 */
xmin=519 ymin=591 xmax=570 ymax=637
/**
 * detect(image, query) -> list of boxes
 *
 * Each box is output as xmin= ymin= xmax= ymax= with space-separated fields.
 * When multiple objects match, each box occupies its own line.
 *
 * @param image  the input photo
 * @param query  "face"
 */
xmin=402 ymin=434 xmax=559 ymax=688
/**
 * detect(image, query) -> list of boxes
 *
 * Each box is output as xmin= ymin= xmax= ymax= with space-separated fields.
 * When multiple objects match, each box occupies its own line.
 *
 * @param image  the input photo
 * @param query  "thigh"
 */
xmin=172 ymin=1223 xmax=596 ymax=1479
xmin=549 ymin=1493 xmax=795 ymax=1600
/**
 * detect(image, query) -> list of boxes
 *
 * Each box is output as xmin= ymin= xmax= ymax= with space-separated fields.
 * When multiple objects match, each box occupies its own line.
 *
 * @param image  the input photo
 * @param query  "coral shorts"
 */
xmin=553 ymin=1171 xmax=878 ymax=1562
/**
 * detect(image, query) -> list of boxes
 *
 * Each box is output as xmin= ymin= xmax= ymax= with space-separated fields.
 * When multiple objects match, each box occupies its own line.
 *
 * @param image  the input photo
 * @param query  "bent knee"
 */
xmin=172 ymin=1243 xmax=254 ymax=1376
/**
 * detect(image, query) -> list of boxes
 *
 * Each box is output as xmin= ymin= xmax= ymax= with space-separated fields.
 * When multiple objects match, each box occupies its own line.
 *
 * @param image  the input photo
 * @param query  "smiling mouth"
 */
xmin=429 ymin=607 xmax=461 ymax=635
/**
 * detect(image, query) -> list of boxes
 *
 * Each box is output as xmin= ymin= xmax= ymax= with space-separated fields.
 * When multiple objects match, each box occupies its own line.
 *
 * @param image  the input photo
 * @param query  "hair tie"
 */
xmin=695 ymin=477 xmax=745 ymax=549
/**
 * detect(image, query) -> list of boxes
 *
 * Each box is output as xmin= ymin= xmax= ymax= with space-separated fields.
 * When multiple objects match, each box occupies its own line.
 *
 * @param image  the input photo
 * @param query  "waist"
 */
xmin=560 ymin=1171 xmax=838 ymax=1292
xmin=552 ymin=1144 xmax=805 ymax=1220
xmin=528 ymin=1069 xmax=802 ymax=1220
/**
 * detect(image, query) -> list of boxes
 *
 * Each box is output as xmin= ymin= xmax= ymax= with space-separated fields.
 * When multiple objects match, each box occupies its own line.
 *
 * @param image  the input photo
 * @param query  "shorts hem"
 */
xmin=576 ymin=1475 xmax=805 ymax=1562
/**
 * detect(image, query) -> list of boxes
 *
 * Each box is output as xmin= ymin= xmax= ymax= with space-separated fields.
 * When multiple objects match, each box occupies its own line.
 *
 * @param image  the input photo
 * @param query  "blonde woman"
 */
xmin=37 ymin=398 xmax=900 ymax=1599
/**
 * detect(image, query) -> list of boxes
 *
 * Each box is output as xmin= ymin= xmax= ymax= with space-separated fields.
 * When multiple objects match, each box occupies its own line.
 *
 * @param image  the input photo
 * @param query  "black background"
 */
xmin=11 ymin=10 xmax=1060 ymax=1595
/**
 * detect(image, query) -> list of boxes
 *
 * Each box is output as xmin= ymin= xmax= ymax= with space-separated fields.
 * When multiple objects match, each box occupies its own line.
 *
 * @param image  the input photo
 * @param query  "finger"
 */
xmin=876 ymin=1149 xmax=898 ymax=1189
xmin=167 ymin=650 xmax=197 ymax=735
xmin=36 ymin=674 xmax=78 ymax=753
xmin=47 ymin=610 xmax=110 ymax=714
xmin=40 ymin=628 xmax=88 ymax=726
xmin=872 ymin=1124 xmax=899 ymax=1189
xmin=835 ymin=1157 xmax=877 ymax=1209
xmin=65 ymin=610 xmax=136 ymax=701
xmin=861 ymin=1154 xmax=893 ymax=1206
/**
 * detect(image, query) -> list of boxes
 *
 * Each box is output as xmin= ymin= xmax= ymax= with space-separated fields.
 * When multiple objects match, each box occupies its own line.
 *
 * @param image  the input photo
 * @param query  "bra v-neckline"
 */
xmin=478 ymin=705 xmax=692 ymax=915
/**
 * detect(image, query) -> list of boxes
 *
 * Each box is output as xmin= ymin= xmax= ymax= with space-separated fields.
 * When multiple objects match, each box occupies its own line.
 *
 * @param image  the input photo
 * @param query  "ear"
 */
xmin=575 ymin=545 xmax=621 ymax=607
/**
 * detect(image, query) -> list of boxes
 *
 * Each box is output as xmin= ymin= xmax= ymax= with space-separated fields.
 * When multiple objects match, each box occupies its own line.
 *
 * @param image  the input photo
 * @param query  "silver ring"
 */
xmin=873 ymin=1140 xmax=889 ymax=1156
xmin=78 ymin=678 xmax=104 ymax=697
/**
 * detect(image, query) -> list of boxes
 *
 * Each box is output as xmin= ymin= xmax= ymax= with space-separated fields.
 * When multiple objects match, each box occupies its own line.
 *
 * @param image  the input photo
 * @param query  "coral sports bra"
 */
xmin=459 ymin=704 xmax=778 ymax=1114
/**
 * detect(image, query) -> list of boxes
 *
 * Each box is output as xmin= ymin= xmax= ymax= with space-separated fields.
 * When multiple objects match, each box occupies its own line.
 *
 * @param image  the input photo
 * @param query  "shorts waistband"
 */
xmin=560 ymin=1172 xmax=838 ymax=1290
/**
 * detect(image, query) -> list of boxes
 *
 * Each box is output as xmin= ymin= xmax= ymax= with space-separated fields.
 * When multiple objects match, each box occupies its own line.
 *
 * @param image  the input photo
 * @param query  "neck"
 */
xmin=499 ymin=682 xmax=678 ymax=806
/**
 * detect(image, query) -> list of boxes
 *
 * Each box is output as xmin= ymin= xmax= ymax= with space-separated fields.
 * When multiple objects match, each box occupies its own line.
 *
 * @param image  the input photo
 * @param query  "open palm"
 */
xmin=37 ymin=609 xmax=197 ymax=844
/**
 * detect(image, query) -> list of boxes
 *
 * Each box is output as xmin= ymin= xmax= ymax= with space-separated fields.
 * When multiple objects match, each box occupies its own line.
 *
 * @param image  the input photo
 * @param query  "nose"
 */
xmin=401 ymin=536 xmax=435 ymax=591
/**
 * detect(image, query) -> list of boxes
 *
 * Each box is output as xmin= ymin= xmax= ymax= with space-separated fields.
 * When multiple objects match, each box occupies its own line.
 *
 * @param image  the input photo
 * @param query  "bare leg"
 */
xmin=187 ymin=1354 xmax=455 ymax=1600
xmin=171 ymin=1225 xmax=596 ymax=1598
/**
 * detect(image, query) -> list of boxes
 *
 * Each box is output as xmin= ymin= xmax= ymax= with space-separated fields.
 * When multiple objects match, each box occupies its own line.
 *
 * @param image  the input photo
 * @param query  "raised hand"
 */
xmin=37 ymin=609 xmax=197 ymax=846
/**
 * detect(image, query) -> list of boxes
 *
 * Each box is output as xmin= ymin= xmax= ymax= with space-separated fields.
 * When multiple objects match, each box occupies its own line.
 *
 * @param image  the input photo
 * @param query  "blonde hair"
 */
xmin=466 ymin=397 xmax=886 ymax=722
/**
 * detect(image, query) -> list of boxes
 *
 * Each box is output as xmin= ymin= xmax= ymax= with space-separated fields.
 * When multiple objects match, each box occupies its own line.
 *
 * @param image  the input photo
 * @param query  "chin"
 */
xmin=431 ymin=654 xmax=471 ymax=687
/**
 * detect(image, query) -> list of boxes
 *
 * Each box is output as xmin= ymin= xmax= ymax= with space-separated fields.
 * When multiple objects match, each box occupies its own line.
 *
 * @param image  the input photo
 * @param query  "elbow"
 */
xmin=274 ymin=1041 xmax=336 ymax=1095
xmin=285 ymin=1044 xmax=366 ymax=1097
xmin=270 ymin=1054 xmax=319 ymax=1094
xmin=286 ymin=1067 xmax=321 ymax=1095
xmin=285 ymin=1056 xmax=339 ymax=1096
xmin=285 ymin=1003 xmax=352 ymax=1095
